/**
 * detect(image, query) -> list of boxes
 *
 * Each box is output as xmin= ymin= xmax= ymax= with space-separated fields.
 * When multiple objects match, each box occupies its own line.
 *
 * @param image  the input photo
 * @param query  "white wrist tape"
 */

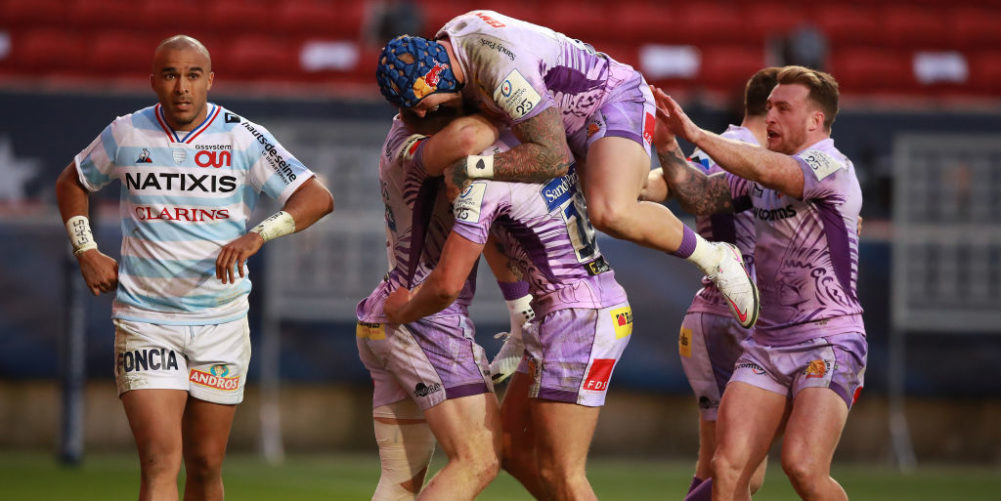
xmin=250 ymin=211 xmax=296 ymax=242
xmin=505 ymin=294 xmax=535 ymax=337
xmin=466 ymin=154 xmax=495 ymax=179
xmin=66 ymin=215 xmax=98 ymax=256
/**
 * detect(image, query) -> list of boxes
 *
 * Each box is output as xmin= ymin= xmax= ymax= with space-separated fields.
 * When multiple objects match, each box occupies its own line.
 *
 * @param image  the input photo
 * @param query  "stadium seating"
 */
xmin=0 ymin=0 xmax=997 ymax=99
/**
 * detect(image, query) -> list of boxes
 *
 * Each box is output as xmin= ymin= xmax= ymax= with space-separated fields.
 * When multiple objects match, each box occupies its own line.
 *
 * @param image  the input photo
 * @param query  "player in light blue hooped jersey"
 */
xmin=374 ymin=10 xmax=759 ymax=331
xmin=652 ymin=66 xmax=865 ymax=501
xmin=384 ymin=131 xmax=632 ymax=500
xmin=55 ymin=35 xmax=333 ymax=501
xmin=643 ymin=68 xmax=780 ymax=501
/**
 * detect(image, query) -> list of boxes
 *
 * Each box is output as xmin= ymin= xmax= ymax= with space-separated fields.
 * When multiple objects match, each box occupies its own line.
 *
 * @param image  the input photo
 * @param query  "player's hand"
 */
xmin=76 ymin=250 xmax=118 ymax=296
xmin=651 ymin=86 xmax=703 ymax=145
xmin=383 ymin=287 xmax=413 ymax=324
xmin=216 ymin=232 xmax=265 ymax=284
xmin=444 ymin=159 xmax=472 ymax=201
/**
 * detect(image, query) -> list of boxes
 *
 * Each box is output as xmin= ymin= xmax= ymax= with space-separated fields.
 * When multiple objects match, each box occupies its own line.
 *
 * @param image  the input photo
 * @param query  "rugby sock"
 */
xmin=683 ymin=477 xmax=713 ymax=501
xmin=672 ymin=226 xmax=719 ymax=275
xmin=687 ymin=476 xmax=703 ymax=494
xmin=497 ymin=280 xmax=530 ymax=300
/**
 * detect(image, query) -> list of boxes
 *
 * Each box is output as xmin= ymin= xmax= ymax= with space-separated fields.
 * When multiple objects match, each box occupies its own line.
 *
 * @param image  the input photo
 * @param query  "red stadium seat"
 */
xmin=880 ymin=5 xmax=947 ymax=49
xmin=273 ymin=1 xmax=364 ymax=39
xmin=596 ymin=42 xmax=640 ymax=70
xmin=203 ymin=0 xmax=272 ymax=35
xmin=948 ymin=8 xmax=1001 ymax=49
xmin=744 ymin=3 xmax=808 ymax=42
xmin=813 ymin=5 xmax=880 ymax=46
xmin=829 ymin=48 xmax=916 ymax=94
xmin=610 ymin=1 xmax=679 ymax=45
xmin=92 ymin=31 xmax=159 ymax=76
xmin=10 ymin=29 xmax=86 ymax=72
xmin=698 ymin=45 xmax=766 ymax=94
xmin=136 ymin=0 xmax=205 ymax=33
xmin=547 ymin=2 xmax=607 ymax=41
xmin=414 ymin=0 xmax=472 ymax=37
xmin=676 ymin=3 xmax=746 ymax=45
xmin=0 ymin=0 xmax=68 ymax=29
xmin=69 ymin=0 xmax=141 ymax=29
xmin=478 ymin=1 xmax=542 ymax=26
xmin=969 ymin=50 xmax=1001 ymax=94
xmin=218 ymin=36 xmax=301 ymax=81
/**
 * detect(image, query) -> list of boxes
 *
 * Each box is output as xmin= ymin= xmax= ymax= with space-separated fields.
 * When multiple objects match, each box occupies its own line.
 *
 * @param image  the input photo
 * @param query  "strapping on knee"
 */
xmin=372 ymin=401 xmax=436 ymax=501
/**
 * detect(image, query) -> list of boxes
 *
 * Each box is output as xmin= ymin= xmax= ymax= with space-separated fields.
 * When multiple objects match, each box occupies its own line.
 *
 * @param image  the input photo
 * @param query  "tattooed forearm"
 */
xmin=493 ymin=107 xmax=572 ymax=182
xmin=656 ymin=147 xmax=734 ymax=216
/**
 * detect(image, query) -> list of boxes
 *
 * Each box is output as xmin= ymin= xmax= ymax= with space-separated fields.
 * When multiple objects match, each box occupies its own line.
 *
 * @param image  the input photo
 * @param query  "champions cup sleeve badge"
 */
xmin=171 ymin=147 xmax=187 ymax=165
xmin=412 ymin=62 xmax=447 ymax=100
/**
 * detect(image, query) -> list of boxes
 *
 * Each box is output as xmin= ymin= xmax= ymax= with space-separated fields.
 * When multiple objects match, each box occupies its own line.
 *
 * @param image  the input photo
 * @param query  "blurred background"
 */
xmin=2 ymin=0 xmax=1001 ymax=485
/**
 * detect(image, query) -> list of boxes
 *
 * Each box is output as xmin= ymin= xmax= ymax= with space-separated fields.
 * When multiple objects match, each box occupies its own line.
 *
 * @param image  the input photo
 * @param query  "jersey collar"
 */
xmin=154 ymin=103 xmax=220 ymax=144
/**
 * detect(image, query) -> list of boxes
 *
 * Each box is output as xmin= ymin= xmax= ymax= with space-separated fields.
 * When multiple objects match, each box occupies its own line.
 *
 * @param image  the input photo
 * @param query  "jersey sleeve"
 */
xmin=73 ymin=120 xmax=120 ymax=192
xmin=450 ymin=180 xmax=508 ymax=245
xmin=241 ymin=120 xmax=314 ymax=204
xmin=796 ymin=148 xmax=850 ymax=201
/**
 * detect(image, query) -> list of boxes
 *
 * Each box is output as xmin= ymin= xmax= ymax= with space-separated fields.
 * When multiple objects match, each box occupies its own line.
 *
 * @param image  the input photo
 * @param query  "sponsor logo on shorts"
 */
xmin=679 ymin=326 xmax=692 ymax=358
xmin=735 ymin=361 xmax=766 ymax=375
xmin=587 ymin=122 xmax=601 ymax=138
xmin=804 ymin=359 xmax=829 ymax=379
xmin=610 ymin=306 xmax=633 ymax=339
xmin=414 ymin=382 xmax=442 ymax=398
xmin=356 ymin=321 xmax=386 ymax=340
xmin=852 ymin=386 xmax=863 ymax=405
xmin=643 ymin=112 xmax=655 ymax=145
xmin=118 ymin=348 xmax=179 ymax=373
xmin=189 ymin=365 xmax=240 ymax=391
xmin=583 ymin=358 xmax=616 ymax=391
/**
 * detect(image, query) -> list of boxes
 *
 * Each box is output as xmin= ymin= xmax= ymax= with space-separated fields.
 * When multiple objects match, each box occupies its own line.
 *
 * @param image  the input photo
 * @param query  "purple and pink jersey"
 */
xmin=727 ymin=138 xmax=865 ymax=346
xmin=437 ymin=10 xmax=655 ymax=157
xmin=449 ymin=133 xmax=628 ymax=316
xmin=687 ymin=125 xmax=759 ymax=318
xmin=356 ymin=116 xmax=476 ymax=323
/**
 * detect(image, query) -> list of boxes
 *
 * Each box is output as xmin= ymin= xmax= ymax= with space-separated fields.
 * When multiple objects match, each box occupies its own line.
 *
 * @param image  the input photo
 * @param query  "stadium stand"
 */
xmin=0 ymin=0 xmax=998 ymax=99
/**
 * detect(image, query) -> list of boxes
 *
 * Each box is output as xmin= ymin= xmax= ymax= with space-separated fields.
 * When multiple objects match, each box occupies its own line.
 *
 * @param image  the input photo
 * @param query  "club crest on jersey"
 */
xmin=135 ymin=148 xmax=153 ymax=164
xmin=413 ymin=62 xmax=447 ymax=100
xmin=171 ymin=147 xmax=186 ymax=165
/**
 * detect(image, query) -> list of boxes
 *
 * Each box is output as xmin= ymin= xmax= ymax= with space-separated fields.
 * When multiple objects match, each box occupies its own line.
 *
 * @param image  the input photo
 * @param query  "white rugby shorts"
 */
xmin=113 ymin=317 xmax=251 ymax=405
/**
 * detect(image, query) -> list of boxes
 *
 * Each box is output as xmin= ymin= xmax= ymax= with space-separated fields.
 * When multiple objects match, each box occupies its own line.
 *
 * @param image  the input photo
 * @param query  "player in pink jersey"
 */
xmin=652 ymin=66 xmax=865 ymax=501
xmin=374 ymin=10 xmax=759 ymax=330
xmin=643 ymin=68 xmax=780 ymax=501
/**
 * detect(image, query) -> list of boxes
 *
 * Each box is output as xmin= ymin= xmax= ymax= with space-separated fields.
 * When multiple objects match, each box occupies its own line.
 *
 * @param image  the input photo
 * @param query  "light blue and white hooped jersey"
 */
xmin=74 ymin=102 xmax=314 ymax=325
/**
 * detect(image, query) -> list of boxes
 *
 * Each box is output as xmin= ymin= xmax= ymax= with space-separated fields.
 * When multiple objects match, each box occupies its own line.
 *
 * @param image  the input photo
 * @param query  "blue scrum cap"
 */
xmin=376 ymin=35 xmax=461 ymax=108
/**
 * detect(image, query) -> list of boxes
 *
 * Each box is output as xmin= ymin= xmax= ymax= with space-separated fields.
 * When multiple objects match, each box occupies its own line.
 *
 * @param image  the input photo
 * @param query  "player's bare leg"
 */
xmin=122 ymin=389 xmax=187 ymax=501
xmin=780 ymin=388 xmax=850 ymax=501
xmin=584 ymin=137 xmax=759 ymax=328
xmin=419 ymin=393 xmax=502 ymax=500
xmin=687 ymin=418 xmax=767 ymax=500
xmin=499 ymin=371 xmax=547 ymax=498
xmin=712 ymin=382 xmax=786 ymax=501
xmin=582 ymin=136 xmax=685 ymax=251
xmin=181 ymin=397 xmax=237 ymax=501
xmin=531 ymin=400 xmax=601 ymax=501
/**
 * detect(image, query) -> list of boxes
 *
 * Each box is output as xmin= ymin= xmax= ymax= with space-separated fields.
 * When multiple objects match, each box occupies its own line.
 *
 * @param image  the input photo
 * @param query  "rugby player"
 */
xmin=643 ymin=67 xmax=780 ymax=501
xmin=652 ymin=66 xmax=865 ymax=501
xmin=55 ymin=35 xmax=333 ymax=501
xmin=384 ymin=129 xmax=633 ymax=500
xmin=374 ymin=10 xmax=759 ymax=330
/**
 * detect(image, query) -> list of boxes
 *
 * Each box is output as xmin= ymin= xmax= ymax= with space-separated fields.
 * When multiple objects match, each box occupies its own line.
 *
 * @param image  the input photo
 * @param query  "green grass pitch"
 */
xmin=1 ymin=451 xmax=998 ymax=500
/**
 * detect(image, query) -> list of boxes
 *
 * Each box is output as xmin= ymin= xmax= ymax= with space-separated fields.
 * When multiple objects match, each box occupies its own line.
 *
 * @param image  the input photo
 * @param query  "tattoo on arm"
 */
xmin=493 ymin=107 xmax=572 ymax=182
xmin=656 ymin=148 xmax=734 ymax=215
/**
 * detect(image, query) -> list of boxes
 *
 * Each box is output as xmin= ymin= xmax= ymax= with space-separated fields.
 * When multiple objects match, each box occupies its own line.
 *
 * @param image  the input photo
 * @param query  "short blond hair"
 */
xmin=777 ymin=65 xmax=839 ymax=130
